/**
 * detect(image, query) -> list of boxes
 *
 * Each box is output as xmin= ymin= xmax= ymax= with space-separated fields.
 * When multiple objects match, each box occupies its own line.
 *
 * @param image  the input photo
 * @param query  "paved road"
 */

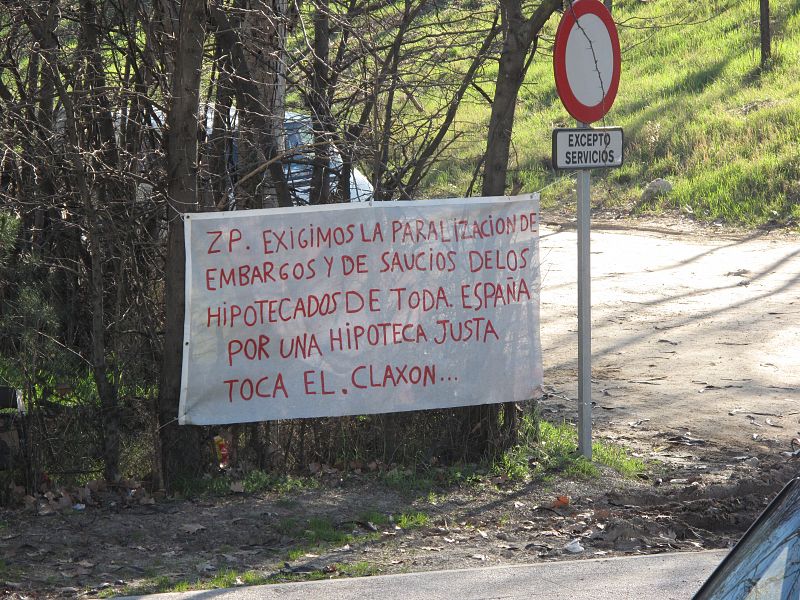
xmin=121 ymin=550 xmax=727 ymax=600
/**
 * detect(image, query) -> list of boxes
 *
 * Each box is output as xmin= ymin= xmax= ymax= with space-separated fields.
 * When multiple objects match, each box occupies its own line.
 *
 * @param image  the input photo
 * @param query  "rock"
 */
xmin=641 ymin=178 xmax=673 ymax=203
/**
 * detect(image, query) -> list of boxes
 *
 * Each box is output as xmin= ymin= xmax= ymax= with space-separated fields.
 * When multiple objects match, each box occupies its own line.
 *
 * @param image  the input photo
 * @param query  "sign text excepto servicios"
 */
xmin=552 ymin=127 xmax=623 ymax=170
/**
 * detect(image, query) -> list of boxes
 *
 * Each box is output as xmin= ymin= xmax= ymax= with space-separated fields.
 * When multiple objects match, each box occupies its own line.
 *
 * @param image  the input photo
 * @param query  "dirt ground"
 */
xmin=2 ymin=216 xmax=799 ymax=599
xmin=539 ymin=215 xmax=800 ymax=465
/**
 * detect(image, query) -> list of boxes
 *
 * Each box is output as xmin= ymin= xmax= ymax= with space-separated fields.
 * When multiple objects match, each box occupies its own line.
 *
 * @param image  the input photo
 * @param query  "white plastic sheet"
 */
xmin=179 ymin=195 xmax=542 ymax=425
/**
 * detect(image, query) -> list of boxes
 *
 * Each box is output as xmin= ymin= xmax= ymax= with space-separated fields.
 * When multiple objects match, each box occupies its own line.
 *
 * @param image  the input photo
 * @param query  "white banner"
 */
xmin=179 ymin=195 xmax=542 ymax=425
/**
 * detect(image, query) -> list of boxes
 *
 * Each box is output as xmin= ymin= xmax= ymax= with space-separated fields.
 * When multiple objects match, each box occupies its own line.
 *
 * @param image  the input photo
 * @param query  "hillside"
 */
xmin=425 ymin=0 xmax=800 ymax=227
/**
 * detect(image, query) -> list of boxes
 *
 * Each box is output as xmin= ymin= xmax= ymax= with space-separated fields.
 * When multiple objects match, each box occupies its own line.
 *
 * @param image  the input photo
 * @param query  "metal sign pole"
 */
xmin=552 ymin=0 xmax=620 ymax=462
xmin=577 ymin=165 xmax=592 ymax=459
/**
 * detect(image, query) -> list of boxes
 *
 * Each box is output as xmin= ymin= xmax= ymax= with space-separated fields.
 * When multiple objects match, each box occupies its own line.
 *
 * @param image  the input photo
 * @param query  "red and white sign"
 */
xmin=553 ymin=0 xmax=621 ymax=124
xmin=179 ymin=196 xmax=543 ymax=425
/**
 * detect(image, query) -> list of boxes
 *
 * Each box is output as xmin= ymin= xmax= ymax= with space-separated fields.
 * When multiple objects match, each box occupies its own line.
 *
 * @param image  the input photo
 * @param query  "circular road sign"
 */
xmin=553 ymin=0 xmax=621 ymax=124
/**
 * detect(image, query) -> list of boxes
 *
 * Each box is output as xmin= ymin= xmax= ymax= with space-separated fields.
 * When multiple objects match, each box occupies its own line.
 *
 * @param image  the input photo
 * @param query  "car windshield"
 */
xmin=694 ymin=478 xmax=800 ymax=600
xmin=284 ymin=118 xmax=313 ymax=151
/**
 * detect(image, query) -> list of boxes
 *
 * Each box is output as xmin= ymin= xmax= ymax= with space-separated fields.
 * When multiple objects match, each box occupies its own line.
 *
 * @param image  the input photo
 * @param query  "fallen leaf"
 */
xmin=666 ymin=434 xmax=706 ymax=446
xmin=551 ymin=496 xmax=570 ymax=509
xmin=525 ymin=542 xmax=551 ymax=551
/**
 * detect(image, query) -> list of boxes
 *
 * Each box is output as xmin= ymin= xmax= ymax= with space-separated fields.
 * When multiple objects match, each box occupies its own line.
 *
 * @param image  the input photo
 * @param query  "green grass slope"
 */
xmin=426 ymin=0 xmax=800 ymax=227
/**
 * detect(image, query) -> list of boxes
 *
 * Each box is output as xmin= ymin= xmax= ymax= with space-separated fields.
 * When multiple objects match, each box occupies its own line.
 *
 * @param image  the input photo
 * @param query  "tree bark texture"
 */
xmin=235 ymin=0 xmax=288 ymax=209
xmin=310 ymin=0 xmax=332 ymax=205
xmin=158 ymin=0 xmax=209 ymax=490
xmin=760 ymin=0 xmax=771 ymax=67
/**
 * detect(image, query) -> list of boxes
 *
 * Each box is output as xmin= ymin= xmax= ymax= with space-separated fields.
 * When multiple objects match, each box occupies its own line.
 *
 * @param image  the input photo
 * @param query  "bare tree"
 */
xmin=760 ymin=0 xmax=771 ymax=68
xmin=1 ymin=0 xmax=173 ymax=484
xmin=0 ymin=0 xmax=578 ymax=485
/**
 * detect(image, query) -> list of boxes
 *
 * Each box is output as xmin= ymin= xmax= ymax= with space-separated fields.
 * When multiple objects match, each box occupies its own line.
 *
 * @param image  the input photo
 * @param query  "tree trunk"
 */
xmin=310 ymin=0 xmax=332 ymax=205
xmin=211 ymin=5 xmax=292 ymax=208
xmin=209 ymin=34 xmax=236 ymax=209
xmin=482 ymin=0 xmax=560 ymax=197
xmin=157 ymin=0 xmax=208 ymax=491
xmin=760 ymin=0 xmax=771 ymax=68
xmin=79 ymin=0 xmax=124 ymax=484
xmin=476 ymin=0 xmax=559 ymax=456
xmin=235 ymin=0 xmax=288 ymax=209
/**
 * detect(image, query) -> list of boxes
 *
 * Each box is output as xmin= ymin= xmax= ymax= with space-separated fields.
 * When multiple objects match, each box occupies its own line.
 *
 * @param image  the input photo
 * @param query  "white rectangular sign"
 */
xmin=552 ymin=127 xmax=623 ymax=170
xmin=179 ymin=195 xmax=543 ymax=425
